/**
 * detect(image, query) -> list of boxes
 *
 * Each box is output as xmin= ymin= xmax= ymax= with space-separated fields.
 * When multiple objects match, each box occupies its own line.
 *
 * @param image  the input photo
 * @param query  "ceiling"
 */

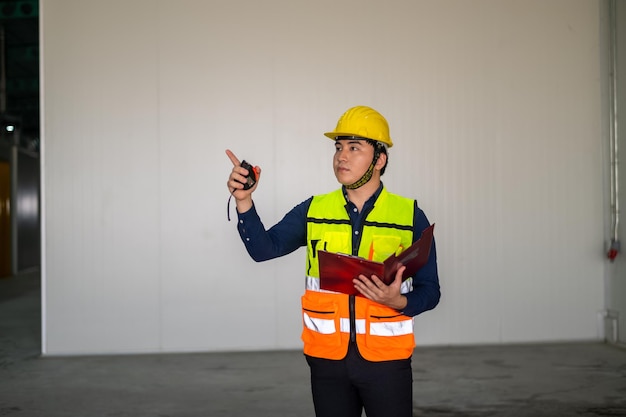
xmin=0 ymin=0 xmax=38 ymax=141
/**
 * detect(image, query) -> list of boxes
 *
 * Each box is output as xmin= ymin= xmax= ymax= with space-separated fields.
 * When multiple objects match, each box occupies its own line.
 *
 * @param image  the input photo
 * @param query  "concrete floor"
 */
xmin=1 ymin=272 xmax=626 ymax=417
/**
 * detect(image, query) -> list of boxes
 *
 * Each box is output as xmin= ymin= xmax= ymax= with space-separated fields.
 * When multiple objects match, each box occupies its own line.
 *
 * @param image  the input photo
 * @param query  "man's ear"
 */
xmin=374 ymin=152 xmax=387 ymax=171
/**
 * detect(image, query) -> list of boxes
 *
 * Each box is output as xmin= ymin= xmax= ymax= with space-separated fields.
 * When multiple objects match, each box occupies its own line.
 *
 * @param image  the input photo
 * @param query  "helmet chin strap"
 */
xmin=345 ymin=149 xmax=381 ymax=190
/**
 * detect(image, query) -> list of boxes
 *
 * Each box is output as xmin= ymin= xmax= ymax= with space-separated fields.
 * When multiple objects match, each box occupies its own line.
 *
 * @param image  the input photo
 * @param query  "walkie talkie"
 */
xmin=239 ymin=160 xmax=257 ymax=190
xmin=227 ymin=159 xmax=257 ymax=221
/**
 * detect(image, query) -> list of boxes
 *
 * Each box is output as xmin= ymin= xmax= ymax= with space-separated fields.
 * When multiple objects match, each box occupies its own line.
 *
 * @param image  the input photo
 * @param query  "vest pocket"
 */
xmin=301 ymin=294 xmax=341 ymax=347
xmin=364 ymin=304 xmax=415 ymax=351
xmin=369 ymin=235 xmax=403 ymax=262
xmin=320 ymin=231 xmax=350 ymax=254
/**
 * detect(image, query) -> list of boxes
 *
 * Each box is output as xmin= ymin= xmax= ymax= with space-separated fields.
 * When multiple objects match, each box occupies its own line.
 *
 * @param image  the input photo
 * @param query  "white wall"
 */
xmin=42 ymin=0 xmax=608 ymax=355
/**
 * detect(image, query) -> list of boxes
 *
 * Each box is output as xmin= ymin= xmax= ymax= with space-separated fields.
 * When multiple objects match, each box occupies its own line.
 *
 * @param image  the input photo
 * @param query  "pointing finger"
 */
xmin=225 ymin=149 xmax=241 ymax=167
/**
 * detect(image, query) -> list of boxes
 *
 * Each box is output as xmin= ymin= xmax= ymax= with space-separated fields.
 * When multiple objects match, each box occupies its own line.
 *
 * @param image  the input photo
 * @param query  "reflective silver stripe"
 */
xmin=303 ymin=312 xmax=336 ymax=334
xmin=340 ymin=318 xmax=365 ymax=334
xmin=370 ymin=319 xmax=414 ymax=336
xmin=356 ymin=319 xmax=366 ymax=334
xmin=310 ymin=275 xmax=413 ymax=294
xmin=322 ymin=317 xmax=413 ymax=336
xmin=306 ymin=276 xmax=342 ymax=294
xmin=400 ymin=277 xmax=413 ymax=294
xmin=340 ymin=318 xmax=350 ymax=333
xmin=306 ymin=276 xmax=320 ymax=291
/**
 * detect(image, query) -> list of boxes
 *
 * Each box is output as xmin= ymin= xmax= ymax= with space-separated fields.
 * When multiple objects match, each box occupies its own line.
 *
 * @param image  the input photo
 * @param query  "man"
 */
xmin=226 ymin=105 xmax=440 ymax=417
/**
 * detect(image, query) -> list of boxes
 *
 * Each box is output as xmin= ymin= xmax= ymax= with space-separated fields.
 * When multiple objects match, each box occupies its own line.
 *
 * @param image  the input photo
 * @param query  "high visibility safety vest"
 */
xmin=302 ymin=188 xmax=417 ymax=362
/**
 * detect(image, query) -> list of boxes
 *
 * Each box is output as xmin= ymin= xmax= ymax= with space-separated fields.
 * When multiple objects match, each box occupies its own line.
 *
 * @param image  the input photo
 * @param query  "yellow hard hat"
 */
xmin=324 ymin=105 xmax=393 ymax=148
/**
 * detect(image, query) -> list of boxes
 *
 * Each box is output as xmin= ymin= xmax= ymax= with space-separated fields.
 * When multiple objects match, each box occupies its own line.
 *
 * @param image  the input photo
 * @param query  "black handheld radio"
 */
xmin=227 ymin=159 xmax=257 ymax=221
xmin=239 ymin=160 xmax=257 ymax=190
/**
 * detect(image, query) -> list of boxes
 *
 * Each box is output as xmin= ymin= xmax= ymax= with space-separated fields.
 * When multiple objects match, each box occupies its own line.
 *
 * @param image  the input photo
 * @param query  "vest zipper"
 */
xmin=349 ymin=204 xmax=370 ymax=345
xmin=349 ymin=294 xmax=356 ymax=343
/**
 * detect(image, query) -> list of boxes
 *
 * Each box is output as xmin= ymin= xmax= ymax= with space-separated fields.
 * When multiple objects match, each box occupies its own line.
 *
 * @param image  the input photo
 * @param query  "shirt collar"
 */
xmin=342 ymin=182 xmax=384 ymax=210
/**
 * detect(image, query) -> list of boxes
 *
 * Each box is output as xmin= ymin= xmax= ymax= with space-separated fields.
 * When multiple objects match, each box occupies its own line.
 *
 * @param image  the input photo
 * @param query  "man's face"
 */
xmin=333 ymin=138 xmax=374 ymax=185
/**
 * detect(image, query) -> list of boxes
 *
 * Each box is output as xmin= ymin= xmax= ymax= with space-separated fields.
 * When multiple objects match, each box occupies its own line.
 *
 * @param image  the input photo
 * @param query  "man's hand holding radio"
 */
xmin=226 ymin=149 xmax=260 ymax=215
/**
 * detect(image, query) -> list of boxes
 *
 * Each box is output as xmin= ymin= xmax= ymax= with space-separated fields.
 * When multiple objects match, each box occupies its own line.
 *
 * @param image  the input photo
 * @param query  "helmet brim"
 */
xmin=323 ymin=132 xmax=393 ymax=148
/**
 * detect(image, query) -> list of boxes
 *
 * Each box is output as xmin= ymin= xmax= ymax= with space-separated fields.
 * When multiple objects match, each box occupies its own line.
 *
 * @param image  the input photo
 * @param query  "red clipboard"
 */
xmin=318 ymin=224 xmax=435 ymax=296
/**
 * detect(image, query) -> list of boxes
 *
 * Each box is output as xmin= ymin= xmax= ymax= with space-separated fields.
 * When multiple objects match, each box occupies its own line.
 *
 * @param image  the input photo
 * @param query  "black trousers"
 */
xmin=305 ymin=344 xmax=413 ymax=417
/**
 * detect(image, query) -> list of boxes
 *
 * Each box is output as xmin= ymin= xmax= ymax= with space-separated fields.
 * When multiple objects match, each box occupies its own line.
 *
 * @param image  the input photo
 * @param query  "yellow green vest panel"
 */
xmin=306 ymin=188 xmax=415 ymax=278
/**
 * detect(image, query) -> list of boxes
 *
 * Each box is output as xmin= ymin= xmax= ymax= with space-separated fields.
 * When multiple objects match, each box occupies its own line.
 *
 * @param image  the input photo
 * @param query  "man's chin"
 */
xmin=334 ymin=175 xmax=353 ymax=186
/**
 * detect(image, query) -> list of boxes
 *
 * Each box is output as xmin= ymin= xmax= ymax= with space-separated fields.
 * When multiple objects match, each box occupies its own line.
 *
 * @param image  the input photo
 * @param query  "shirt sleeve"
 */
xmin=401 ymin=203 xmax=441 ymax=317
xmin=236 ymin=197 xmax=312 ymax=262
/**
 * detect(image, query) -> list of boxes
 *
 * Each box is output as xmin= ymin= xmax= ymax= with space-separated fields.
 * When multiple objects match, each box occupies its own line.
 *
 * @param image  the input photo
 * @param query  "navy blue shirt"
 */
xmin=236 ymin=184 xmax=440 ymax=317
